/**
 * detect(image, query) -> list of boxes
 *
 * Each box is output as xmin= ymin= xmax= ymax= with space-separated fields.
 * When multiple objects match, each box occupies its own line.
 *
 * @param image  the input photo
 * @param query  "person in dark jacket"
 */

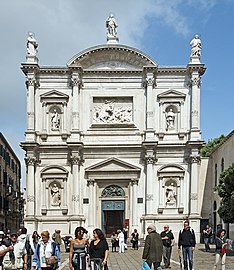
xmin=142 ymin=224 xmax=163 ymax=270
xmin=213 ymin=229 xmax=227 ymax=270
xmin=178 ymin=220 xmax=196 ymax=270
xmin=160 ymin=225 xmax=174 ymax=269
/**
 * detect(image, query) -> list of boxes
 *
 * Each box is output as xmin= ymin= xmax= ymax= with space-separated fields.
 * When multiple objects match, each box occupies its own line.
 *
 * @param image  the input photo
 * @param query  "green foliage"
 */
xmin=200 ymin=135 xmax=225 ymax=157
xmin=217 ymin=164 xmax=234 ymax=223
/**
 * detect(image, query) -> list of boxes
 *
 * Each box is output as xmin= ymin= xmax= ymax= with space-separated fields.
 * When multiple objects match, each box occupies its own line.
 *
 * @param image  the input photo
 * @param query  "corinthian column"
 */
xmin=87 ymin=179 xmax=95 ymax=227
xmin=25 ymin=156 xmax=36 ymax=217
xmin=71 ymin=73 xmax=81 ymax=140
xmin=144 ymin=149 xmax=157 ymax=215
xmin=189 ymin=152 xmax=200 ymax=215
xmin=71 ymin=156 xmax=81 ymax=216
xmin=131 ymin=179 xmax=138 ymax=227
xmin=145 ymin=72 xmax=156 ymax=140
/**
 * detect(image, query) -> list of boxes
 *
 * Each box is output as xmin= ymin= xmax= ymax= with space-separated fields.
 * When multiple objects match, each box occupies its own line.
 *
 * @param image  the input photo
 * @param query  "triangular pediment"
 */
xmin=40 ymin=90 xmax=69 ymax=102
xmin=158 ymin=89 xmax=186 ymax=100
xmin=86 ymin=157 xmax=141 ymax=172
xmin=67 ymin=45 xmax=158 ymax=70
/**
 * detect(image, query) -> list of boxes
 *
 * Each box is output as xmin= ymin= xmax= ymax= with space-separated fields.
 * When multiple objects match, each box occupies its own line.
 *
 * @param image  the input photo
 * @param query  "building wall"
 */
xmin=21 ymin=44 xmax=206 ymax=241
xmin=0 ymin=133 xmax=21 ymax=231
xmin=207 ymin=131 xmax=234 ymax=239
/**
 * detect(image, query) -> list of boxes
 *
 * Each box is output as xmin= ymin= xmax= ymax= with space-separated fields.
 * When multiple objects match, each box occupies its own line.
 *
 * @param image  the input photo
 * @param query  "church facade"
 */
xmin=21 ymin=21 xmax=206 ymax=239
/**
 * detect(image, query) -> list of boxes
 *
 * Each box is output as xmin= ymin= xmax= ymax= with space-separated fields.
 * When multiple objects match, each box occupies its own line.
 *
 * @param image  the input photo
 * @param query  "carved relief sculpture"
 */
xmin=50 ymin=183 xmax=61 ymax=206
xmin=51 ymin=109 xmax=60 ymax=130
xmin=102 ymin=185 xmax=125 ymax=197
xmin=93 ymin=98 xmax=132 ymax=124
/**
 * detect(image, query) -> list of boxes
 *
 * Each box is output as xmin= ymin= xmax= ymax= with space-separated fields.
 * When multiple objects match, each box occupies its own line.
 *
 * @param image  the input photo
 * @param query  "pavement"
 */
xmin=59 ymin=243 xmax=234 ymax=270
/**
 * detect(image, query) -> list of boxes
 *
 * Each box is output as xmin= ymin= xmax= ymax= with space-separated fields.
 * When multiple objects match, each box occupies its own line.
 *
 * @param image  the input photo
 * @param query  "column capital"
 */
xmin=87 ymin=179 xmax=95 ymax=186
xmin=131 ymin=179 xmax=139 ymax=185
xmin=70 ymin=155 xmax=83 ymax=165
xmin=188 ymin=155 xmax=201 ymax=164
xmin=25 ymin=156 xmax=37 ymax=166
xmin=71 ymin=73 xmax=83 ymax=88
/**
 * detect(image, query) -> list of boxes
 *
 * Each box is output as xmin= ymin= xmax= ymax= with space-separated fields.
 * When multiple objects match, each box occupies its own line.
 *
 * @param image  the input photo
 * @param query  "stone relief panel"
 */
xmin=102 ymin=185 xmax=125 ymax=197
xmin=93 ymin=97 xmax=133 ymax=124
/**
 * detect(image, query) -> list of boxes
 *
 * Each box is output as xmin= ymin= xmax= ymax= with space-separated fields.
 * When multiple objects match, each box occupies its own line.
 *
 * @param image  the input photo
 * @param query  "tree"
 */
xmin=200 ymin=135 xmax=225 ymax=157
xmin=217 ymin=164 xmax=234 ymax=223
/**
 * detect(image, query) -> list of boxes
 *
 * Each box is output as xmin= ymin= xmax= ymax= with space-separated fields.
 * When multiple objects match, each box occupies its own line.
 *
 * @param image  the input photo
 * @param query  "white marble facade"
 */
xmin=21 ymin=32 xmax=206 ymax=240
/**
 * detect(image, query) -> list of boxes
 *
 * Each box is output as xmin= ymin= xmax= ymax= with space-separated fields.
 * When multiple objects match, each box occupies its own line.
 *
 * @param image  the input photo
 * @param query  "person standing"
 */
xmin=203 ymin=224 xmax=213 ymax=252
xmin=160 ymin=225 xmax=174 ymax=269
xmin=213 ymin=229 xmax=227 ymax=270
xmin=52 ymin=230 xmax=62 ymax=252
xmin=32 ymin=230 xmax=60 ymax=270
xmin=0 ymin=230 xmax=27 ymax=270
xmin=142 ymin=224 xmax=163 ymax=270
xmin=110 ymin=232 xmax=118 ymax=252
xmin=178 ymin=220 xmax=196 ymax=270
xmin=89 ymin=229 xmax=109 ymax=270
xmin=69 ymin=227 xmax=89 ymax=270
xmin=117 ymin=230 xmax=125 ymax=253
xmin=131 ymin=229 xmax=139 ymax=250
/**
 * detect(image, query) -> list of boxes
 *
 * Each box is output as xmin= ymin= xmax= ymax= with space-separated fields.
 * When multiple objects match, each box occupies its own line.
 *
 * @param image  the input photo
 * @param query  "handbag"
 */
xmin=142 ymin=261 xmax=151 ymax=270
xmin=46 ymin=255 xmax=58 ymax=266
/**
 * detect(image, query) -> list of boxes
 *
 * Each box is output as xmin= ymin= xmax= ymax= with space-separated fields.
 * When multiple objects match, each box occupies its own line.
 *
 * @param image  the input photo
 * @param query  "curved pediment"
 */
xmin=67 ymin=44 xmax=158 ymax=70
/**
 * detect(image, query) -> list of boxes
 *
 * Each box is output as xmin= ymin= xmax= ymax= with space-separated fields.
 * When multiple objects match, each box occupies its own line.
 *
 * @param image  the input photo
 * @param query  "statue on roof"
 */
xmin=27 ymin=32 xmax=38 ymax=56
xmin=106 ymin=13 xmax=118 ymax=38
xmin=190 ymin=34 xmax=202 ymax=59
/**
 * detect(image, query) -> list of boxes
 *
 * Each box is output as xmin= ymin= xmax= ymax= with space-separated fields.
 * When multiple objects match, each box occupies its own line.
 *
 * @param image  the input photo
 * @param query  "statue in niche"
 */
xmin=26 ymin=32 xmax=38 ymax=56
xmin=166 ymin=183 xmax=176 ymax=204
xmin=51 ymin=109 xmax=60 ymax=130
xmin=106 ymin=13 xmax=118 ymax=37
xmin=190 ymin=34 xmax=202 ymax=58
xmin=166 ymin=108 xmax=175 ymax=129
xmin=50 ymin=183 xmax=61 ymax=205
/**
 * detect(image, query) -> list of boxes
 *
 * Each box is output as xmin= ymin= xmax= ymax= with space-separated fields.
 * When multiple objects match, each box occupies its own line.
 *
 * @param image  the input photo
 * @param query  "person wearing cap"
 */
xmin=0 ymin=230 xmax=27 ymax=270
xmin=160 ymin=225 xmax=174 ymax=269
xmin=142 ymin=224 xmax=163 ymax=270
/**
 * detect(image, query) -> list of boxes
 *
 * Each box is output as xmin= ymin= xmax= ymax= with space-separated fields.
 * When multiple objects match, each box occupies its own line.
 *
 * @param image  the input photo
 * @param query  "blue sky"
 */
xmin=0 ymin=0 xmax=234 ymax=187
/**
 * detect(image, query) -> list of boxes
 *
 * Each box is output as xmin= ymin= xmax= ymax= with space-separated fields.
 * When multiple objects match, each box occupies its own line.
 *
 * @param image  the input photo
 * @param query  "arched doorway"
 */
xmin=101 ymin=185 xmax=125 ymax=236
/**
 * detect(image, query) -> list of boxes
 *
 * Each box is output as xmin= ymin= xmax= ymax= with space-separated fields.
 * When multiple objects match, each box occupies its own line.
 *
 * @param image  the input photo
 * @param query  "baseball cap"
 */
xmin=10 ymin=230 xmax=18 ymax=236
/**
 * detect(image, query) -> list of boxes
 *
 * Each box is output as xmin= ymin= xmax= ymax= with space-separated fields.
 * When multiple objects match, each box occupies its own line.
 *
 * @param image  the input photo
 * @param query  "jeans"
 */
xmin=182 ymin=246 xmax=193 ymax=270
xmin=204 ymin=237 xmax=210 ymax=251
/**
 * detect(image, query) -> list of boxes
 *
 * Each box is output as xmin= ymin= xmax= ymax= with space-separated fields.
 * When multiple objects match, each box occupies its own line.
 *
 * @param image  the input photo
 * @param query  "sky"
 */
xmin=0 ymin=0 xmax=234 ymax=188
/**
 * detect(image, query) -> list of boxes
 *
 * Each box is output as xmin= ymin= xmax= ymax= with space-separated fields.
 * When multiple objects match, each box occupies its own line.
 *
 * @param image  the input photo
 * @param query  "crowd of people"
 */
xmin=0 ymin=222 xmax=232 ymax=270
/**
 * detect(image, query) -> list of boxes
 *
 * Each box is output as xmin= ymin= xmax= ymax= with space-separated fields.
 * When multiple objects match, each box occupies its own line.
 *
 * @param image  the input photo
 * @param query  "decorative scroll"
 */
xmin=102 ymin=185 xmax=125 ymax=197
